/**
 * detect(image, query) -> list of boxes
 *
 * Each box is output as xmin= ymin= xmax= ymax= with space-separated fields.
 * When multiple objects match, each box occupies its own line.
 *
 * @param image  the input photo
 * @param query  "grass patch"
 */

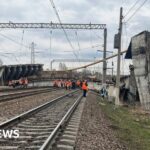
xmin=98 ymin=96 xmax=150 ymax=150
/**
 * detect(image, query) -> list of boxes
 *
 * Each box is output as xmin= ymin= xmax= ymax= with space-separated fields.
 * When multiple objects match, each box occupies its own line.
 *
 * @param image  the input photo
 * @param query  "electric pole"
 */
xmin=50 ymin=30 xmax=52 ymax=70
xmin=50 ymin=60 xmax=53 ymax=71
xmin=112 ymin=61 xmax=114 ymax=77
xmin=31 ymin=42 xmax=35 ymax=64
xmin=102 ymin=28 xmax=107 ymax=84
xmin=115 ymin=7 xmax=123 ymax=105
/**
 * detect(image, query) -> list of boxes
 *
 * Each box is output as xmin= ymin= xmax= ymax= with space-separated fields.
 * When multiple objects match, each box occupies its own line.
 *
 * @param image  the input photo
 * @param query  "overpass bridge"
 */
xmin=0 ymin=64 xmax=43 ymax=85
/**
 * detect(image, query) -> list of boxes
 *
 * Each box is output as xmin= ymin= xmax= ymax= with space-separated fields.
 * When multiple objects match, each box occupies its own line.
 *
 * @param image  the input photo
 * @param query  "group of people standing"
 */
xmin=8 ymin=77 xmax=28 ymax=88
xmin=53 ymin=79 xmax=88 ymax=97
xmin=53 ymin=80 xmax=75 ymax=89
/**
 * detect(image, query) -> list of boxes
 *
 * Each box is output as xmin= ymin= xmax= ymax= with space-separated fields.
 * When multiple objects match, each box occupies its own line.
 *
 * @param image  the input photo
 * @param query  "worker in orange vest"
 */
xmin=82 ymin=80 xmax=88 ymax=97
xmin=76 ymin=80 xmax=80 ymax=88
xmin=68 ymin=80 xmax=72 ymax=90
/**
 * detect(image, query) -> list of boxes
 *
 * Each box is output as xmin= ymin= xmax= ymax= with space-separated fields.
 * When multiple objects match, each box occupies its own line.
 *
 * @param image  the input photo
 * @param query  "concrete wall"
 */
xmin=132 ymin=31 xmax=150 ymax=110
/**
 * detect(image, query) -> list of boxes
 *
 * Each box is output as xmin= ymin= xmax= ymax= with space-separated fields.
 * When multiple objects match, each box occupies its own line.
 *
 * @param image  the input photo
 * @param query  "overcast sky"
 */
xmin=0 ymin=0 xmax=149 ymax=74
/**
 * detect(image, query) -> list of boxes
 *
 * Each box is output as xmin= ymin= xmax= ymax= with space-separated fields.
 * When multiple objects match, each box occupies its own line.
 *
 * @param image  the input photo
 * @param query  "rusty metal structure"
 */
xmin=0 ymin=64 xmax=43 ymax=85
xmin=0 ymin=22 xmax=106 ymax=29
xmin=0 ymin=22 xmax=107 ymax=83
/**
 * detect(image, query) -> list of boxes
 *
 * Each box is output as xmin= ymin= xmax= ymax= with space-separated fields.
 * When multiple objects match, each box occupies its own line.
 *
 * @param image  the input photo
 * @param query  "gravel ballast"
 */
xmin=76 ymin=92 xmax=127 ymax=150
xmin=0 ymin=89 xmax=71 ymax=123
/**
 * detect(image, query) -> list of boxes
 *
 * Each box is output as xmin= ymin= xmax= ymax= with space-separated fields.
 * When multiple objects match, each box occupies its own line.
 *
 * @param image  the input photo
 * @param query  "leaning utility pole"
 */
xmin=115 ymin=7 xmax=123 ymax=105
xmin=102 ymin=28 xmax=107 ymax=84
xmin=31 ymin=42 xmax=35 ymax=64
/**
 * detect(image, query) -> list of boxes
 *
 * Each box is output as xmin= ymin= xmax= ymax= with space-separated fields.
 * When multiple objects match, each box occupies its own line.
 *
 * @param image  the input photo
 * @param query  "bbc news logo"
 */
xmin=0 ymin=130 xmax=19 ymax=138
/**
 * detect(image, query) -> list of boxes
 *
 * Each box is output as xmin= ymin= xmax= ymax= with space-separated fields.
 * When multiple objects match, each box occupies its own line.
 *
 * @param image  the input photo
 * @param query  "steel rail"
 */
xmin=40 ymin=94 xmax=83 ymax=150
xmin=0 ymin=90 xmax=79 ymax=129
xmin=0 ymin=86 xmax=52 ymax=92
xmin=0 ymin=88 xmax=58 ymax=102
xmin=0 ymin=87 xmax=52 ymax=97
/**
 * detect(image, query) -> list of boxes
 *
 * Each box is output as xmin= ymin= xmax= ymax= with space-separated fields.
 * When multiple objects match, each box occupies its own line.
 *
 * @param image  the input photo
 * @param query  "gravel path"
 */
xmin=0 ymin=89 xmax=70 ymax=123
xmin=76 ymin=92 xmax=127 ymax=150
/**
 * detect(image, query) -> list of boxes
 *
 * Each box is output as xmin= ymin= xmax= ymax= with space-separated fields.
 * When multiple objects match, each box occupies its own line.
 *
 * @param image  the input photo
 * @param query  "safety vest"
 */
xmin=25 ymin=79 xmax=28 ymax=84
xmin=77 ymin=81 xmax=80 ymax=86
xmin=82 ymin=82 xmax=88 ymax=90
xmin=69 ymin=81 xmax=72 ymax=86
xmin=65 ymin=81 xmax=68 ymax=86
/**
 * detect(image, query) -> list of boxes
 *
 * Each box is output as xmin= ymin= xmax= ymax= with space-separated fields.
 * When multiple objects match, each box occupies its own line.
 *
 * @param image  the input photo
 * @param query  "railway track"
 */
xmin=0 ymin=86 xmax=52 ymax=93
xmin=41 ymin=92 xmax=86 ymax=150
xmin=0 ymin=86 xmax=53 ymax=96
xmin=0 ymin=87 xmax=58 ymax=102
xmin=0 ymin=90 xmax=83 ymax=150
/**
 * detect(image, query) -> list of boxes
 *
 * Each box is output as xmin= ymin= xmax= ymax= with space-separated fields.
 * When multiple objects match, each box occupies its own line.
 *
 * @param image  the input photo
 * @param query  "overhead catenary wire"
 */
xmin=18 ymin=30 xmax=25 ymax=62
xmin=123 ymin=0 xmax=142 ymax=18
xmin=0 ymin=32 xmax=29 ymax=49
xmin=125 ymin=0 xmax=148 ymax=22
xmin=123 ymin=22 xmax=128 ymax=49
xmin=92 ymin=30 xmax=104 ymax=40
xmin=78 ymin=44 xmax=103 ymax=51
xmin=0 ymin=52 xmax=20 ymax=63
xmin=0 ymin=32 xmax=54 ymax=54
xmin=75 ymin=31 xmax=80 ymax=51
xmin=12 ymin=53 xmax=20 ymax=64
xmin=75 ymin=31 xmax=82 ymax=66
xmin=0 ymin=28 xmax=104 ymax=70
xmin=48 ymin=0 xmax=79 ymax=61
xmin=20 ymin=30 xmax=25 ymax=51
xmin=121 ymin=0 xmax=147 ymax=75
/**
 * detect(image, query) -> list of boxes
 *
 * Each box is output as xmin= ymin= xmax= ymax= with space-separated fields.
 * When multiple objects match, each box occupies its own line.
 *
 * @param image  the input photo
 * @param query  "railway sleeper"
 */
xmin=52 ymin=97 xmax=86 ymax=150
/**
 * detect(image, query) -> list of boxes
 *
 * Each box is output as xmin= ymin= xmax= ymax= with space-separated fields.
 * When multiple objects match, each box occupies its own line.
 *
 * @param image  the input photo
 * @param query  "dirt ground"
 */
xmin=76 ymin=92 xmax=127 ymax=150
